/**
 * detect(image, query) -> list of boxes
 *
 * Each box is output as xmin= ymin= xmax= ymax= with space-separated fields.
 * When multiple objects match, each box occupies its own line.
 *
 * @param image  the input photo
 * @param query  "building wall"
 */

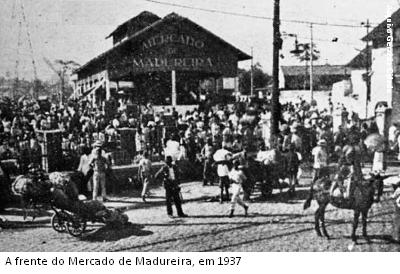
xmin=279 ymin=90 xmax=330 ymax=110
xmin=351 ymin=70 xmax=368 ymax=118
xmin=329 ymin=70 xmax=368 ymax=119
xmin=369 ymin=47 xmax=392 ymax=117
xmin=392 ymin=43 xmax=400 ymax=124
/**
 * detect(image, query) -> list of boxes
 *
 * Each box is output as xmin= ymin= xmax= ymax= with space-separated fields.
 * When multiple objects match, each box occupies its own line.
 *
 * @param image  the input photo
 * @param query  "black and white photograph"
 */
xmin=0 ymin=0 xmax=399 ymax=255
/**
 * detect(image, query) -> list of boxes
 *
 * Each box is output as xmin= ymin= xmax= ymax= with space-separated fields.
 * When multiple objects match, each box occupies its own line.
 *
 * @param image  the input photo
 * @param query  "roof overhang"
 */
xmin=362 ymin=8 xmax=400 ymax=42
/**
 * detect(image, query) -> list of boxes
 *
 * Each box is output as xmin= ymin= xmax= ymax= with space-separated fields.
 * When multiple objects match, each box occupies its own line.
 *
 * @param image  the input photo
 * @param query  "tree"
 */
xmin=238 ymin=63 xmax=271 ymax=95
xmin=43 ymin=58 xmax=80 ymax=104
xmin=291 ymin=42 xmax=320 ymax=89
xmin=292 ymin=42 xmax=320 ymax=62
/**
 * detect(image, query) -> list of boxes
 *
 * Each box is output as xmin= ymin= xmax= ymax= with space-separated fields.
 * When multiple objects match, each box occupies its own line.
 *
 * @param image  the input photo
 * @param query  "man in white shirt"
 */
xmin=228 ymin=112 xmax=239 ymax=129
xmin=214 ymin=146 xmax=232 ymax=203
xmin=89 ymin=141 xmax=110 ymax=201
xmin=77 ymin=146 xmax=93 ymax=196
xmin=164 ymin=134 xmax=181 ymax=162
xmin=311 ymin=139 xmax=328 ymax=183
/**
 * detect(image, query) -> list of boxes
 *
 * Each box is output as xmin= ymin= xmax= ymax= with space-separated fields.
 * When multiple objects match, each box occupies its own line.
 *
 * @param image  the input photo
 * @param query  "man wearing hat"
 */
xmin=154 ymin=156 xmax=187 ymax=218
xmin=312 ymin=139 xmax=329 ymax=183
xmin=290 ymin=124 xmax=302 ymax=151
xmin=89 ymin=140 xmax=110 ymax=201
xmin=304 ymin=139 xmax=329 ymax=209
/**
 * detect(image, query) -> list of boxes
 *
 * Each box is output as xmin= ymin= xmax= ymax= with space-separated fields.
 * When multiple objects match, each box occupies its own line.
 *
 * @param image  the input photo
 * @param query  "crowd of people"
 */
xmin=0 ymin=94 xmax=394 ymax=217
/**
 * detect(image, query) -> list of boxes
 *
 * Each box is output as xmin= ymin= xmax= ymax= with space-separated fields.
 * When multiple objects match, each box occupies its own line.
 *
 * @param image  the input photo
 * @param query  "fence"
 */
xmin=2 ymin=122 xmax=179 ymax=175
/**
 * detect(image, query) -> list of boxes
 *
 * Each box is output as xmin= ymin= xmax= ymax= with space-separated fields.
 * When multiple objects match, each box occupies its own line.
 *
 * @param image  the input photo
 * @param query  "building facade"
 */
xmin=362 ymin=8 xmax=400 ymax=123
xmin=73 ymin=11 xmax=250 ymax=112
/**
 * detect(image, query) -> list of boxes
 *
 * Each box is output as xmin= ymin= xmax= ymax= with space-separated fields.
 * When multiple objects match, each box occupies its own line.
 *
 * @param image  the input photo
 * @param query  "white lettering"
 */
xmin=174 ymin=58 xmax=183 ymax=67
xmin=154 ymin=58 xmax=162 ymax=67
xmin=141 ymin=34 xmax=205 ymax=49
xmin=178 ymin=34 xmax=186 ymax=45
xmin=132 ymin=57 xmax=214 ymax=68
xmin=144 ymin=58 xmax=154 ymax=67
xmin=142 ymin=41 xmax=149 ymax=49
xmin=186 ymin=36 xmax=195 ymax=47
xmin=133 ymin=58 xmax=144 ymax=67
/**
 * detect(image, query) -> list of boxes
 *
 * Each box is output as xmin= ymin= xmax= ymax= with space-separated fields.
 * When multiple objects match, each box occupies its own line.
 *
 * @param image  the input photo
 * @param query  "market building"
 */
xmin=73 ymin=11 xmax=251 ymax=113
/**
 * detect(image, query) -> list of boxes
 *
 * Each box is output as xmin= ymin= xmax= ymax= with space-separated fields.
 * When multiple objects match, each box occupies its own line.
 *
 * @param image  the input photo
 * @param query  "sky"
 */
xmin=0 ymin=0 xmax=398 ymax=81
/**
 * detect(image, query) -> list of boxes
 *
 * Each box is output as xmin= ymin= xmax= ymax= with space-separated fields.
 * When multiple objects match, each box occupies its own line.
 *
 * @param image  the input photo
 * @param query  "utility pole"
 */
xmin=250 ymin=47 xmax=254 ymax=97
xmin=310 ymin=23 xmax=314 ymax=102
xmin=11 ymin=0 xmax=39 ymax=100
xmin=60 ymin=68 xmax=65 ymax=105
xmin=362 ymin=19 xmax=371 ymax=118
xmin=271 ymin=0 xmax=281 ymax=137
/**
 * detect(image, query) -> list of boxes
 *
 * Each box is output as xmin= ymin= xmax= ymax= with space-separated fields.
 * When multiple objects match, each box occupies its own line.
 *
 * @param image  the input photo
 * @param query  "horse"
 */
xmin=303 ymin=171 xmax=386 ymax=243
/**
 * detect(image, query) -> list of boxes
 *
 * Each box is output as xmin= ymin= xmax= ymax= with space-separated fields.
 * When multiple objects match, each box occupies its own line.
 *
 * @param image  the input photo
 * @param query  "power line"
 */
xmin=143 ymin=0 xmax=376 ymax=28
xmin=285 ymin=35 xmax=363 ymax=47
xmin=185 ymin=0 xmax=379 ymax=25
xmin=282 ymin=11 xmax=379 ymax=25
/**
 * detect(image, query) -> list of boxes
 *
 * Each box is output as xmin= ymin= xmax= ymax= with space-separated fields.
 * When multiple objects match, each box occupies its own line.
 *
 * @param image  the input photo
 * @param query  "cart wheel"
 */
xmin=51 ymin=212 xmax=66 ymax=232
xmin=66 ymin=216 xmax=87 ymax=237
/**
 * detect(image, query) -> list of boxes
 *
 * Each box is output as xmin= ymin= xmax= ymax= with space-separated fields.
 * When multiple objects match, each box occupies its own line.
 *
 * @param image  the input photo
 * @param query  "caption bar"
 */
xmin=3 ymin=255 xmax=241 ymax=269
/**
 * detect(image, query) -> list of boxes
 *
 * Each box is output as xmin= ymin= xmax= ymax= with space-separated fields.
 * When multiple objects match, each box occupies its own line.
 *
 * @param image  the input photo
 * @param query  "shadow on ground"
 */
xmin=81 ymin=223 xmax=153 ymax=242
xmin=1 ymin=207 xmax=53 ymax=217
xmin=251 ymin=188 xmax=310 ymax=204
xmin=344 ymin=234 xmax=400 ymax=245
xmin=0 ymin=218 xmax=50 ymax=230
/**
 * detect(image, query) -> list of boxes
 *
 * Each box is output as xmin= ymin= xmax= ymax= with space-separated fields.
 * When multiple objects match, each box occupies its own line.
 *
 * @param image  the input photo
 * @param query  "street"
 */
xmin=1 ymin=170 xmax=399 ymax=252
xmin=1 ymin=0 xmax=399 ymax=256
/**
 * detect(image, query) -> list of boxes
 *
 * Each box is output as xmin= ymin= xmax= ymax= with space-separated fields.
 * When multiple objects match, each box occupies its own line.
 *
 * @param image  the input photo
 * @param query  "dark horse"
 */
xmin=303 ymin=172 xmax=385 ymax=243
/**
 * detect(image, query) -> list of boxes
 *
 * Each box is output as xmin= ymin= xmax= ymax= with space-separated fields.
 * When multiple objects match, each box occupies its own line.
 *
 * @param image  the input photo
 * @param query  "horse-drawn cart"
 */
xmin=12 ymin=170 xmax=129 ymax=237
xmin=50 ymin=196 xmax=128 ymax=237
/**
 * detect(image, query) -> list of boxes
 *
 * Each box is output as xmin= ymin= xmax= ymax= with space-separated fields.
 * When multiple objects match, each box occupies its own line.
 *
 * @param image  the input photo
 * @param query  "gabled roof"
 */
xmin=281 ymin=65 xmax=350 ymax=76
xmin=105 ymin=11 xmax=160 ymax=39
xmin=362 ymin=8 xmax=400 ymax=42
xmin=75 ymin=12 xmax=251 ymax=75
xmin=346 ymin=47 xmax=371 ymax=69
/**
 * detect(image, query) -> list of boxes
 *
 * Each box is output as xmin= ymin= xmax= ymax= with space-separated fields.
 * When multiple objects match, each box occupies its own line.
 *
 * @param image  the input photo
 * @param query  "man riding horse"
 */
xmin=303 ymin=129 xmax=386 ymax=243
xmin=330 ymin=130 xmax=363 ymax=205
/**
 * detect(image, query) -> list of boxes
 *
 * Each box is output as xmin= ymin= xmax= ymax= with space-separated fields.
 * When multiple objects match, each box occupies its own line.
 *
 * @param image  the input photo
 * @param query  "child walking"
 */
xmin=228 ymin=160 xmax=249 ymax=218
